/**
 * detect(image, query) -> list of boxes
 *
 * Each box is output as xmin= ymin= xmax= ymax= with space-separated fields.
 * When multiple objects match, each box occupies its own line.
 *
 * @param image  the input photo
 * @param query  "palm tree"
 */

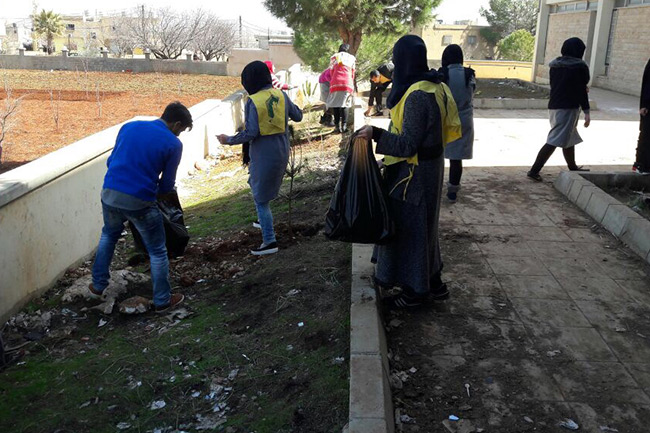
xmin=33 ymin=10 xmax=63 ymax=54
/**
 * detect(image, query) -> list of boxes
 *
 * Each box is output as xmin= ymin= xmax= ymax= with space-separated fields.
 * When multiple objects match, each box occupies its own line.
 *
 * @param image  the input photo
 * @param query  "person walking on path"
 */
xmin=357 ymin=35 xmax=462 ymax=309
xmin=364 ymin=62 xmax=394 ymax=117
xmin=318 ymin=67 xmax=335 ymax=126
xmin=527 ymin=37 xmax=591 ymax=181
xmin=89 ymin=102 xmax=193 ymax=312
xmin=439 ymin=44 xmax=475 ymax=203
xmin=634 ymin=58 xmax=650 ymax=175
xmin=217 ymin=61 xmax=303 ymax=255
xmin=327 ymin=44 xmax=356 ymax=133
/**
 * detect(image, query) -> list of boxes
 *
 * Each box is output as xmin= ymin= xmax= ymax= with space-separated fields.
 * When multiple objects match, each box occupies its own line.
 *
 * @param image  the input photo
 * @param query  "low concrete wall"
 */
xmin=0 ymin=54 xmax=227 ymax=75
xmin=429 ymin=60 xmax=533 ymax=81
xmin=0 ymin=92 xmax=246 ymax=323
xmin=227 ymin=44 xmax=303 ymax=76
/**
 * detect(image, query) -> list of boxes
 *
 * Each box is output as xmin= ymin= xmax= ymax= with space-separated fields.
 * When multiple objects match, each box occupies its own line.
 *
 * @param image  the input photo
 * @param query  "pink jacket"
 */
xmin=329 ymin=52 xmax=356 ymax=93
xmin=319 ymin=68 xmax=331 ymax=83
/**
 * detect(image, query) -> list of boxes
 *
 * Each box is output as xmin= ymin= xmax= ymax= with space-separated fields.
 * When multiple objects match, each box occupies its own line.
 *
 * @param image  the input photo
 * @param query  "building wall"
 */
xmin=226 ymin=44 xmax=303 ymax=76
xmin=416 ymin=24 xmax=495 ymax=65
xmin=594 ymin=5 xmax=650 ymax=95
xmin=535 ymin=10 xmax=595 ymax=82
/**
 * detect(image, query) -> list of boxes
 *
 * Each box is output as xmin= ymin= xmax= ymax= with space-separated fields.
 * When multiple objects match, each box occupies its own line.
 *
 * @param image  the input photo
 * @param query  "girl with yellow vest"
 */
xmin=217 ymin=61 xmax=303 ymax=255
xmin=357 ymin=35 xmax=461 ymax=309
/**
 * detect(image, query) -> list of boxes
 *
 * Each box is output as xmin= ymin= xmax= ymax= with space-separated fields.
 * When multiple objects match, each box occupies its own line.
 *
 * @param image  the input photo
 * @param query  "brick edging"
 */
xmin=554 ymin=171 xmax=650 ymax=263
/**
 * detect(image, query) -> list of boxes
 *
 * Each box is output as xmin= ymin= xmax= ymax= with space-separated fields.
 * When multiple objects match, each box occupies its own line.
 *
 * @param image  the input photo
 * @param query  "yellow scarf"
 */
xmin=249 ymin=88 xmax=286 ymax=136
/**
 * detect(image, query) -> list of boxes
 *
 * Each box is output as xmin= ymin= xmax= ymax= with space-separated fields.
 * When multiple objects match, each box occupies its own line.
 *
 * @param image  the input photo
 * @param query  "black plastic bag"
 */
xmin=324 ymin=133 xmax=394 ymax=244
xmin=130 ymin=190 xmax=190 ymax=258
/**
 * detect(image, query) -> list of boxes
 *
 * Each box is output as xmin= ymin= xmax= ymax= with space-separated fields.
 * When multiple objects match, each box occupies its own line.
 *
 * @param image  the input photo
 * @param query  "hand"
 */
xmin=584 ymin=113 xmax=591 ymax=128
xmin=216 ymin=134 xmax=229 ymax=144
xmin=586 ymin=86 xmax=590 ymax=94
xmin=356 ymin=125 xmax=373 ymax=141
xmin=641 ymin=108 xmax=648 ymax=117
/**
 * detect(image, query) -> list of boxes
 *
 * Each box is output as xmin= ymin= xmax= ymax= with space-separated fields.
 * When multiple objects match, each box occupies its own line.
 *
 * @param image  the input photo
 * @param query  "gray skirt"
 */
xmin=326 ymin=90 xmax=353 ymax=108
xmin=547 ymin=108 xmax=583 ymax=148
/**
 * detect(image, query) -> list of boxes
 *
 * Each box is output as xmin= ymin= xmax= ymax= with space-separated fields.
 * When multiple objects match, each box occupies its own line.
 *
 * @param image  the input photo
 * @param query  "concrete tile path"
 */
xmin=386 ymin=167 xmax=650 ymax=431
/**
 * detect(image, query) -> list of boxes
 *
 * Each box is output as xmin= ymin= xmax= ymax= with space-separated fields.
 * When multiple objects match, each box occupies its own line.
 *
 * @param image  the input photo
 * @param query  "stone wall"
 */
xmin=535 ymin=11 xmax=595 ymax=83
xmin=594 ymin=6 xmax=650 ymax=96
xmin=0 ymin=92 xmax=246 ymax=323
xmin=0 ymin=54 xmax=228 ymax=75
xmin=227 ymin=44 xmax=303 ymax=76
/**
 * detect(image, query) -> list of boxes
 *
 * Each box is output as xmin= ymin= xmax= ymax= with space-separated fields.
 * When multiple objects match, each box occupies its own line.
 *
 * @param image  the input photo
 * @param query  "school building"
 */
xmin=413 ymin=21 xmax=496 ymax=67
xmin=534 ymin=0 xmax=650 ymax=96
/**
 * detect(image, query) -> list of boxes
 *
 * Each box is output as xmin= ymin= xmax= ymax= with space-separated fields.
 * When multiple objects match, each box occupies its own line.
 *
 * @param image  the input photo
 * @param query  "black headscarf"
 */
xmin=241 ymin=60 xmax=272 ymax=95
xmin=386 ymin=34 xmax=441 ymax=109
xmin=439 ymin=44 xmax=475 ymax=86
xmin=561 ymin=37 xmax=586 ymax=59
xmin=339 ymin=43 xmax=350 ymax=53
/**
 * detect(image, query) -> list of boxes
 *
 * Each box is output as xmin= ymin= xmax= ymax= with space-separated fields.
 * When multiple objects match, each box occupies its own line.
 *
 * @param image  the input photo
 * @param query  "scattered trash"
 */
xmin=599 ymin=426 xmax=619 ymax=432
xmin=547 ymin=350 xmax=562 ymax=358
xmin=524 ymin=416 xmax=534 ymax=423
xmin=228 ymin=369 xmax=239 ymax=381
xmin=286 ymin=344 xmax=294 ymax=351
xmin=388 ymin=319 xmax=404 ymax=328
xmin=442 ymin=418 xmax=477 ymax=433
xmin=166 ymin=308 xmax=191 ymax=321
xmin=449 ymin=415 xmax=460 ymax=421
xmin=464 ymin=383 xmax=471 ymax=397
xmin=116 ymin=422 xmax=131 ymax=430
xmin=559 ymin=419 xmax=579 ymax=430
xmin=79 ymin=400 xmax=92 ymax=409
xmin=119 ymin=296 xmax=151 ymax=315
xmin=333 ymin=357 xmax=345 ymax=364
xmin=409 ymin=367 xmax=418 ymax=374
xmin=400 ymin=414 xmax=414 ymax=424
xmin=150 ymin=400 xmax=166 ymax=410
xmin=242 ymin=353 xmax=251 ymax=361
xmin=286 ymin=289 xmax=301 ymax=296
xmin=298 ymin=322 xmax=304 ymax=327
xmin=169 ymin=375 xmax=176 ymax=383
xmin=98 ymin=319 xmax=108 ymax=328
xmin=614 ymin=326 xmax=627 ymax=332
xmin=191 ymin=391 xmax=201 ymax=398
xmin=212 ymin=402 xmax=227 ymax=413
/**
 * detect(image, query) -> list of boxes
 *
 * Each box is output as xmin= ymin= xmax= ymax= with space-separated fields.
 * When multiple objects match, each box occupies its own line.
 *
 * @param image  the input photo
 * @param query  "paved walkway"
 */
xmin=387 ymin=167 xmax=650 ymax=431
xmin=365 ymin=88 xmax=650 ymax=431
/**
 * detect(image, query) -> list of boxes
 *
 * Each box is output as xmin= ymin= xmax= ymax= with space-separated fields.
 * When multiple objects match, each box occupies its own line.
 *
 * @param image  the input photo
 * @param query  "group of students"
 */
xmin=88 ymin=33 xmax=650 ymax=313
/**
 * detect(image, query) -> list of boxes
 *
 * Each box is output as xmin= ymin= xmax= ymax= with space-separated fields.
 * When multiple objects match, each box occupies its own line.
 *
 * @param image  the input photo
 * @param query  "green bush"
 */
xmin=497 ymin=29 xmax=535 ymax=62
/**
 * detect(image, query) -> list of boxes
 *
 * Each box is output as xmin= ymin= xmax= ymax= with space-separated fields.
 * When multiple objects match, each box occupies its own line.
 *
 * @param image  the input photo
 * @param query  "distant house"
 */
xmin=534 ymin=0 xmax=650 ymax=96
xmin=2 ymin=19 xmax=33 ymax=53
xmin=413 ymin=21 xmax=496 ymax=67
xmin=54 ymin=12 xmax=124 ymax=55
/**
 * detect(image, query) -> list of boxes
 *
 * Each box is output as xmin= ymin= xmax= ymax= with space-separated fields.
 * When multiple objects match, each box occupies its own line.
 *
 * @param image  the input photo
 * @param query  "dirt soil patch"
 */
xmin=0 ymin=69 xmax=241 ymax=174
xmin=0 ymin=124 xmax=353 ymax=432
xmin=475 ymin=79 xmax=549 ymax=100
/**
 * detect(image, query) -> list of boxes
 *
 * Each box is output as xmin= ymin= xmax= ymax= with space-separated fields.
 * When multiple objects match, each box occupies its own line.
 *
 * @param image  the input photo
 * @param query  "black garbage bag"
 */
xmin=130 ymin=190 xmax=190 ymax=258
xmin=324 ymin=133 xmax=394 ymax=244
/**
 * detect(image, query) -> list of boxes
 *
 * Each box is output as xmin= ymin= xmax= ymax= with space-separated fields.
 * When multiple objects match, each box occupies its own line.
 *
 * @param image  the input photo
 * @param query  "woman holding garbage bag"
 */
xmin=217 ymin=61 xmax=303 ymax=256
xmin=357 ymin=35 xmax=462 ymax=309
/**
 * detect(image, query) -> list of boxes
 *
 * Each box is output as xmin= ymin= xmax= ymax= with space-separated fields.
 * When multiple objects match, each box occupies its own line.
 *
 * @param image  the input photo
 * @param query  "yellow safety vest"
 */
xmin=249 ymin=88 xmax=286 ymax=136
xmin=384 ymin=80 xmax=462 ymax=167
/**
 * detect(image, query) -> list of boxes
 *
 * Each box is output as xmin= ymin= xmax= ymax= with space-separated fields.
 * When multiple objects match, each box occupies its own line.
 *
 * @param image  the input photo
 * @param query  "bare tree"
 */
xmin=193 ymin=13 xmax=237 ymax=61
xmin=107 ymin=17 xmax=137 ymax=58
xmin=0 ymin=78 xmax=22 ymax=166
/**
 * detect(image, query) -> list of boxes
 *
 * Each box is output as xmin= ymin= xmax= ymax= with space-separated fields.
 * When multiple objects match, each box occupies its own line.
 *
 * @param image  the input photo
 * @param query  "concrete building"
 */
xmin=413 ymin=21 xmax=496 ymax=67
xmin=2 ymin=18 xmax=33 ymax=53
xmin=534 ymin=0 xmax=650 ymax=96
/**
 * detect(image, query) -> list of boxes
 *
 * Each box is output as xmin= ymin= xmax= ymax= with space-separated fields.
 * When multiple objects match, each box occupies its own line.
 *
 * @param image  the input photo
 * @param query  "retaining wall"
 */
xmin=0 ymin=92 xmax=246 ymax=323
xmin=0 ymin=54 xmax=228 ymax=75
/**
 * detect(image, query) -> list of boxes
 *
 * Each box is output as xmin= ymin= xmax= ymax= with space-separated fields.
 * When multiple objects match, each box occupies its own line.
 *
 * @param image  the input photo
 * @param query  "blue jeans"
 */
xmin=92 ymin=202 xmax=171 ymax=307
xmin=254 ymin=200 xmax=276 ymax=245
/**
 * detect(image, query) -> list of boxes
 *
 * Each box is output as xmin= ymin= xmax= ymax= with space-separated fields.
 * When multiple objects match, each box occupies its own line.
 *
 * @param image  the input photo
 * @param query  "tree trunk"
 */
xmin=337 ymin=27 xmax=362 ymax=56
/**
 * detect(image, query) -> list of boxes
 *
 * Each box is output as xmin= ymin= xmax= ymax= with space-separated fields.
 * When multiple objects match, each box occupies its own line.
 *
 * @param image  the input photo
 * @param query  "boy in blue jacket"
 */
xmin=89 ymin=102 xmax=192 ymax=312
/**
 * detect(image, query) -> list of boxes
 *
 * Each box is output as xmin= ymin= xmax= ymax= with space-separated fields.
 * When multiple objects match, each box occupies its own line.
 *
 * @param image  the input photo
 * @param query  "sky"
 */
xmin=0 ymin=0 xmax=490 ymax=29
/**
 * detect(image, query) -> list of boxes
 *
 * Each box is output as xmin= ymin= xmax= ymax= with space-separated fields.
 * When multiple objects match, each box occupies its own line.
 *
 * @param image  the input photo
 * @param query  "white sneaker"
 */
xmin=252 ymin=221 xmax=261 ymax=229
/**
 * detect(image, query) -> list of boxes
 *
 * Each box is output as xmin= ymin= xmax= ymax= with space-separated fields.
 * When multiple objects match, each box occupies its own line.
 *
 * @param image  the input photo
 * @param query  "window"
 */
xmin=442 ymin=35 xmax=453 ymax=45
xmin=467 ymin=35 xmax=477 ymax=45
xmin=66 ymin=23 xmax=75 ymax=31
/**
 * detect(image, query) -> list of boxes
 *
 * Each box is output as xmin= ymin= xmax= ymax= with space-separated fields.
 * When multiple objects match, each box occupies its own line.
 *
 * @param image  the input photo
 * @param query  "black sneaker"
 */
xmin=447 ymin=192 xmax=457 ymax=203
xmin=384 ymin=292 xmax=428 ymax=309
xmin=251 ymin=242 xmax=278 ymax=256
xmin=429 ymin=283 xmax=450 ymax=301
xmin=527 ymin=171 xmax=542 ymax=182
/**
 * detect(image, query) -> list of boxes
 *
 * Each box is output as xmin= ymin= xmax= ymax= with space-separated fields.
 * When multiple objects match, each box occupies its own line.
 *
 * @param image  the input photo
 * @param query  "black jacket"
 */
xmin=641 ymin=59 xmax=650 ymax=109
xmin=548 ymin=56 xmax=590 ymax=112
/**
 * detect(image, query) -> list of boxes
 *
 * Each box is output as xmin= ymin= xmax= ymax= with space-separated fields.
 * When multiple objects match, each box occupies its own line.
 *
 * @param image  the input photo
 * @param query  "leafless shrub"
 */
xmin=0 ymin=78 xmax=23 ymax=166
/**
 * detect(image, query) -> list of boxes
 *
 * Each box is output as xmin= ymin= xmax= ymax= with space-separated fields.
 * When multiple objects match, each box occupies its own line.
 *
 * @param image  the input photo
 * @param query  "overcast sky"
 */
xmin=0 ymin=0 xmax=490 ymax=29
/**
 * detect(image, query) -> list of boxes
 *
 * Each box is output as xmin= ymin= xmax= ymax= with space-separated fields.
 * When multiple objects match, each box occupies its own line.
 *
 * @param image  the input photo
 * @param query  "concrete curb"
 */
xmin=347 ymin=244 xmax=394 ymax=433
xmin=474 ymin=98 xmax=598 ymax=110
xmin=555 ymin=171 xmax=650 ymax=263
